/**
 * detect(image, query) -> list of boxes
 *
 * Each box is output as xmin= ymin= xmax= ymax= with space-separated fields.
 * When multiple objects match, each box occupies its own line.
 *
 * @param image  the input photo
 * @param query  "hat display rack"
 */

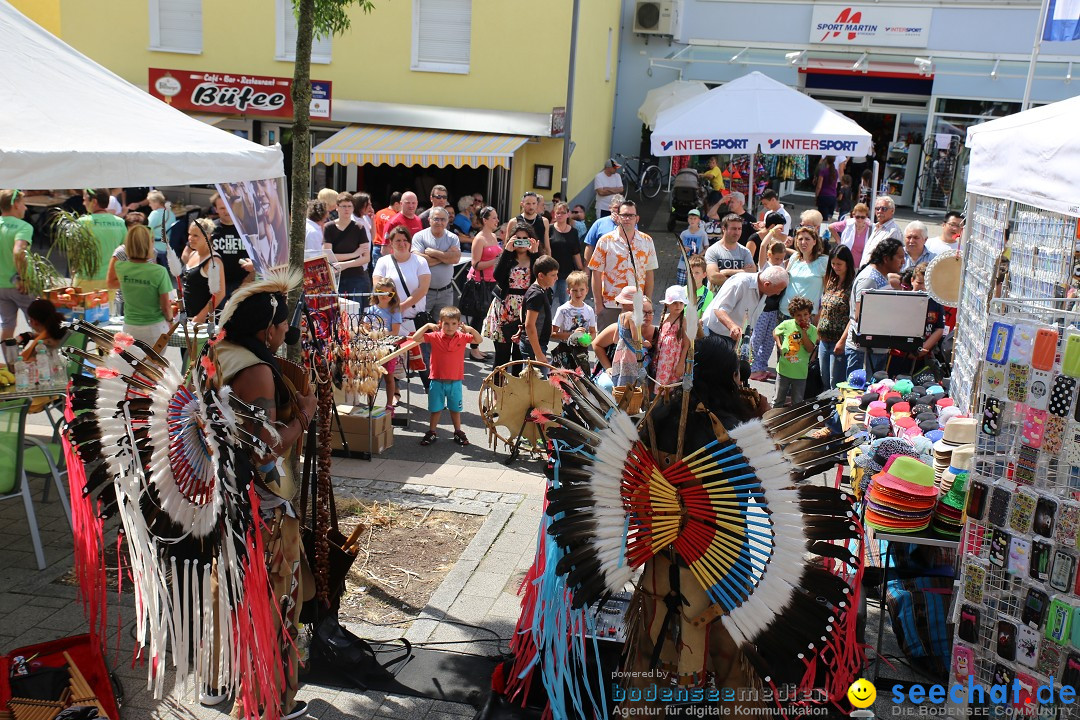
xmin=953 ymin=294 xmax=1080 ymax=703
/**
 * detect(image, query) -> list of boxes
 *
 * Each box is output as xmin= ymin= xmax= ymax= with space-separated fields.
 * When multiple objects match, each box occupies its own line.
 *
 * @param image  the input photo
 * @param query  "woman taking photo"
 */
xmin=780 ymin=226 xmax=828 ymax=320
xmin=547 ymin=202 xmax=584 ymax=307
xmin=324 ymin=192 xmax=371 ymax=296
xmin=211 ymin=269 xmax=317 ymax=720
xmin=829 ymin=202 xmax=872 ymax=267
xmin=465 ymin=206 xmax=502 ymax=361
xmin=183 ymin=218 xmax=225 ymax=323
xmin=483 ymin=222 xmax=539 ymax=370
xmin=113 ymin=225 xmax=173 ymax=347
xmin=815 ymin=245 xmax=855 ymax=390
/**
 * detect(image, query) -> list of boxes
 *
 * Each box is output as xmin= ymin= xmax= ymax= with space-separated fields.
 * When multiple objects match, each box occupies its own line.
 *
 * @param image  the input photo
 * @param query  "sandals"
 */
xmin=453 ymin=429 xmax=470 ymax=447
xmin=420 ymin=431 xmax=437 ymax=446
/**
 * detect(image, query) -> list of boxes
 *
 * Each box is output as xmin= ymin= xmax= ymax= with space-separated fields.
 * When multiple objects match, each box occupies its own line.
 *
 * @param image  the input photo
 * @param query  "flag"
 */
xmin=1044 ymin=0 xmax=1080 ymax=41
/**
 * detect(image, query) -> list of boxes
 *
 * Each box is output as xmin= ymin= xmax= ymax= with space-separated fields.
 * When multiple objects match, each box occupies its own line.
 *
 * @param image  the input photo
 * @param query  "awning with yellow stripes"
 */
xmin=311 ymin=124 xmax=530 ymax=169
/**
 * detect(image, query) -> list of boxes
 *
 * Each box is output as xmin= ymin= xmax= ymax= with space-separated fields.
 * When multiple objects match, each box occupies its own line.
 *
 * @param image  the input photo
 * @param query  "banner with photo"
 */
xmin=213 ymin=177 xmax=290 ymax=273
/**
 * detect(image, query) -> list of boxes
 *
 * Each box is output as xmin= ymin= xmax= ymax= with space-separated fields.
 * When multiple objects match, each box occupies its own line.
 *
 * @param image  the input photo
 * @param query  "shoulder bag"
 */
xmin=391 ymin=256 xmax=433 ymax=326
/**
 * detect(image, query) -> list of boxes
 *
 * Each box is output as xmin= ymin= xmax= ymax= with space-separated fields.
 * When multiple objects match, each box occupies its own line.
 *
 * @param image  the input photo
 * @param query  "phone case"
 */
xmin=1012 ymin=324 xmax=1037 ymax=364
xmin=964 ymin=561 xmax=987 ymax=605
xmin=967 ymin=480 xmax=989 ymax=521
xmin=987 ymin=321 xmax=1014 ymax=365
xmin=1057 ymin=503 xmax=1080 ymax=549
xmin=1008 ymin=362 xmax=1031 ymax=403
xmin=1050 ymin=375 xmax=1077 ymax=417
xmin=991 ymin=529 xmax=1012 ymax=568
xmin=1013 ymin=672 xmax=1038 ymax=709
xmin=1031 ymin=540 xmax=1053 ymax=582
xmin=1021 ymin=408 xmax=1048 ymax=448
xmin=984 ymin=366 xmax=1007 ymax=399
xmin=1010 ymin=490 xmax=1038 ymax=533
xmin=1034 ymin=497 xmax=1058 ymax=537
xmin=954 ymin=645 xmax=975 ymax=681
xmin=1064 ymin=331 xmax=1080 ymax=378
xmin=1067 ymin=422 xmax=1080 ymax=466
xmin=1051 ymin=551 xmax=1078 ymax=594
xmin=1023 ymin=587 xmax=1050 ymax=629
xmin=1038 ymin=640 xmax=1065 ymax=677
xmin=1017 ymin=625 xmax=1040 ymax=668
xmin=1046 ymin=415 xmax=1068 ymax=454
xmin=959 ymin=604 xmax=981 ymax=643
xmin=997 ymin=620 xmax=1018 ymax=661
xmin=993 ymin=663 xmax=1014 ymax=687
xmin=989 ymin=486 xmax=1012 ymax=527
xmin=1064 ymin=652 xmax=1080 ymax=692
xmin=1009 ymin=537 xmax=1032 ymax=577
xmin=1072 ymin=608 xmax=1080 ymax=648
xmin=982 ymin=396 xmax=1003 ymax=436
xmin=1015 ymin=444 xmax=1040 ymax=486
xmin=1032 ymin=328 xmax=1059 ymax=371
xmin=1046 ymin=598 xmax=1072 ymax=644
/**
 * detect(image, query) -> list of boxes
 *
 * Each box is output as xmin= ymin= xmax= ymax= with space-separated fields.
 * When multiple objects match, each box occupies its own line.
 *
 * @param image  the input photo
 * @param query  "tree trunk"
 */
xmin=287 ymin=0 xmax=315 ymax=361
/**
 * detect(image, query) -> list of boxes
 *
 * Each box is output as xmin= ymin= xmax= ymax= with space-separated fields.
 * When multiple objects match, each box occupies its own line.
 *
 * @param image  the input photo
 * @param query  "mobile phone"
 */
xmin=1035 ymin=497 xmax=1059 ymax=538
xmin=1050 ymin=551 xmax=1077 ymax=593
xmin=959 ymin=604 xmax=981 ymax=643
xmin=1031 ymin=540 xmax=1053 ymax=582
xmin=1022 ymin=587 xmax=1049 ymax=629
xmin=513 ymin=238 xmax=531 ymax=248
xmin=997 ymin=620 xmax=1017 ymax=661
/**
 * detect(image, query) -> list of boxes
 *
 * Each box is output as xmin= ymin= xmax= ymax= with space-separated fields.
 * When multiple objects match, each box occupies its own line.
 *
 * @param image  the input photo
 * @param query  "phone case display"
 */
xmin=884 ymin=142 xmax=922 ymax=207
xmin=954 ymin=308 xmax=1080 ymax=697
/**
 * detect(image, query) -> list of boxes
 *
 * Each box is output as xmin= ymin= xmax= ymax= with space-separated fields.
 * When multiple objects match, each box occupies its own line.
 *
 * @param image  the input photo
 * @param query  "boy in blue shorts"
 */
xmin=411 ymin=306 xmax=481 ymax=447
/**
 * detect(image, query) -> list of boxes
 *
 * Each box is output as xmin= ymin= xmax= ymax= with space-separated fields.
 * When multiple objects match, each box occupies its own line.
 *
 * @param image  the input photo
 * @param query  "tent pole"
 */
xmin=1022 ymin=0 xmax=1051 ymax=110
xmin=748 ymin=151 xmax=755 ymax=214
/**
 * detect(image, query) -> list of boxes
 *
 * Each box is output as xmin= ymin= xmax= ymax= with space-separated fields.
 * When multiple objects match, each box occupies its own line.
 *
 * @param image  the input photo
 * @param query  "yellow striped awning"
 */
xmin=311 ymin=124 xmax=530 ymax=169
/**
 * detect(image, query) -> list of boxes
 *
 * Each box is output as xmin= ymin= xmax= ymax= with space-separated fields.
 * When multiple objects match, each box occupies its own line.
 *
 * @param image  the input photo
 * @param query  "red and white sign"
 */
xmin=810 ymin=5 xmax=932 ymax=48
xmin=148 ymin=68 xmax=332 ymax=119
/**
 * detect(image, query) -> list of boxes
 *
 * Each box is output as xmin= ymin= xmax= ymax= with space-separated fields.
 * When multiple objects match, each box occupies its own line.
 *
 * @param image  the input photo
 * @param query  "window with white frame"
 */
xmin=412 ymin=0 xmax=472 ymax=74
xmin=276 ymin=0 xmax=332 ymax=64
xmin=149 ymin=0 xmax=202 ymax=54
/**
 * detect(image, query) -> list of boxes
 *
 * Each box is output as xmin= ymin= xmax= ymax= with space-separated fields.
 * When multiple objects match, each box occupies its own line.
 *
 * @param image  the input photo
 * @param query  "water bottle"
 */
xmin=36 ymin=344 xmax=52 ymax=384
xmin=51 ymin=350 xmax=65 ymax=381
xmin=26 ymin=353 xmax=38 ymax=387
xmin=15 ymin=359 xmax=29 ymax=391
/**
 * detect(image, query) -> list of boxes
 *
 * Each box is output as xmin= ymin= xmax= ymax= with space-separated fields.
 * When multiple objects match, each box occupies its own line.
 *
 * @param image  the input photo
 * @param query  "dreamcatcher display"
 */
xmin=61 ymin=320 xmax=286 ymax=719
xmin=328 ymin=308 xmax=400 ymax=404
xmin=478 ymin=360 xmax=563 ymax=453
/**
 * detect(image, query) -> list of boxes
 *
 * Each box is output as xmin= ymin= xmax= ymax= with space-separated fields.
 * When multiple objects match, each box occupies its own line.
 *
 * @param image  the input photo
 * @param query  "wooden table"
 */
xmin=21 ymin=192 xmax=73 ymax=209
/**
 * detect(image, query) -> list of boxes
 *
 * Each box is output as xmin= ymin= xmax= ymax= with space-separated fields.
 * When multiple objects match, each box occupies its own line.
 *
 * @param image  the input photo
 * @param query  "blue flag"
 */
xmin=1044 ymin=0 xmax=1080 ymax=41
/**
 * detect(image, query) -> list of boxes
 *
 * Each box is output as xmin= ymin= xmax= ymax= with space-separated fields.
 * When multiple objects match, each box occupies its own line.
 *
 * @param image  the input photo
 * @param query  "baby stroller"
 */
xmin=667 ymin=167 xmax=704 ymax=231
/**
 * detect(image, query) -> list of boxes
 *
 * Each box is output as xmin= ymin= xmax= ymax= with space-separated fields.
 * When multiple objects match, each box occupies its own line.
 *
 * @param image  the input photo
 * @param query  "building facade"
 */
xmin=15 ymin=0 xmax=621 ymax=216
xmin=611 ymin=0 xmax=1080 ymax=213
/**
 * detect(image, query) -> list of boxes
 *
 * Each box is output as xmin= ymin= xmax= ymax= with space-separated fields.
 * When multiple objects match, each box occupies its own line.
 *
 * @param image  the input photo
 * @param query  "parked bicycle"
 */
xmin=616 ymin=153 xmax=663 ymax=200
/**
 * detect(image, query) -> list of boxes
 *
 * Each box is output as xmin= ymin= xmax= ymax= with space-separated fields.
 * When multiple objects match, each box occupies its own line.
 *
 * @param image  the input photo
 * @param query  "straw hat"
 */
xmin=925 ymin=251 xmax=963 ymax=307
xmin=934 ymin=418 xmax=977 ymax=454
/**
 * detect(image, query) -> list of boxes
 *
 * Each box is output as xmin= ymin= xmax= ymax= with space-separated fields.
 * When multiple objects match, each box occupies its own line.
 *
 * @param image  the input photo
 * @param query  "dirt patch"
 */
xmin=337 ymin=500 xmax=485 ymax=626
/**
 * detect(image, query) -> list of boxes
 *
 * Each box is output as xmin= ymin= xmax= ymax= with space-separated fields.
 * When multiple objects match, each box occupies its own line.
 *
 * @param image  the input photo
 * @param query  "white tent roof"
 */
xmin=966 ymin=96 xmax=1080 ymax=217
xmin=0 ymin=0 xmax=283 ymax=187
xmin=637 ymin=80 xmax=709 ymax=131
xmin=650 ymin=72 xmax=871 ymax=158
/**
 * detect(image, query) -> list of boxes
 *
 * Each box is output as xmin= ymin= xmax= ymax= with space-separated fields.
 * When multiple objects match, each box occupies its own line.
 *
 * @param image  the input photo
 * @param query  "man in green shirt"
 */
xmin=0 ymin=189 xmax=34 ymax=340
xmin=79 ymin=188 xmax=126 ymax=289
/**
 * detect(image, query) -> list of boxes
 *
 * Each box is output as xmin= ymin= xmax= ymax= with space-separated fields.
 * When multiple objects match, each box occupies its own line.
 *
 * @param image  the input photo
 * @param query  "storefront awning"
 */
xmin=311 ymin=125 xmax=530 ymax=169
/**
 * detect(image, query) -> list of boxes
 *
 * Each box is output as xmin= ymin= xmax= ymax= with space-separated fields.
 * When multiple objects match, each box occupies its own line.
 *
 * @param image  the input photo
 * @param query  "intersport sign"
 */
xmin=810 ymin=5 xmax=932 ymax=48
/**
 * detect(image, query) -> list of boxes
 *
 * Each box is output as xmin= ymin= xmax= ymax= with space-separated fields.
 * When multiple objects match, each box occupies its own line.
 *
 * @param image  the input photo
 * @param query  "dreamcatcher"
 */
xmin=328 ymin=306 xmax=399 ymax=404
xmin=62 ymin=319 xmax=287 ymax=719
xmin=478 ymin=360 xmax=563 ymax=457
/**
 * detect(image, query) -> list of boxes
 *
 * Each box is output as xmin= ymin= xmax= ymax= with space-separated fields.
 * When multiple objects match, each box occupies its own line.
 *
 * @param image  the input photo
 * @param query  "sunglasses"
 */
xmin=852 ymin=215 xmax=868 ymax=219
xmin=432 ymin=194 xmax=447 ymax=200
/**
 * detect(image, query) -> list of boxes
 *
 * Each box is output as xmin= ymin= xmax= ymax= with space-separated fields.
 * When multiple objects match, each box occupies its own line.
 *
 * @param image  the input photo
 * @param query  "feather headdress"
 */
xmin=218 ymin=266 xmax=303 ymax=328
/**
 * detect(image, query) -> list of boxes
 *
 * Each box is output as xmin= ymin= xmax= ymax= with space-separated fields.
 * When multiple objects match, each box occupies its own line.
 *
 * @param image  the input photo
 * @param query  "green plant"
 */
xmin=21 ymin=250 xmax=63 ymax=297
xmin=50 ymin=209 xmax=100 ymax=281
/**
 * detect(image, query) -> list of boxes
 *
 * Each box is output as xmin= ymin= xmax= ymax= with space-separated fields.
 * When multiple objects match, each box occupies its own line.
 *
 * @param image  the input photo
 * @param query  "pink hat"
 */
xmin=936 ymin=397 xmax=955 ymax=409
xmin=614 ymin=286 xmax=640 ymax=305
xmin=869 ymin=401 xmax=887 ymax=413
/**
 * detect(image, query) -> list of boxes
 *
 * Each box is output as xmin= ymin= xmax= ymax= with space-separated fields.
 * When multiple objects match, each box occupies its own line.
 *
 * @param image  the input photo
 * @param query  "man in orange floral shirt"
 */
xmin=588 ymin=200 xmax=658 ymax=331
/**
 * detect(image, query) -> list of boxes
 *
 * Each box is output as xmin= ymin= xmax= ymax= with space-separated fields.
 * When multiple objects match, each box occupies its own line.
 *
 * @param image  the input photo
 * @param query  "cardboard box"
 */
xmin=330 ymin=406 xmax=393 ymax=454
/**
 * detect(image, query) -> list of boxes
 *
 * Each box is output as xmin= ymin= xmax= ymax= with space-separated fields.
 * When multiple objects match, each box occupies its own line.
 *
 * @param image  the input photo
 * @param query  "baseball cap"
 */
xmin=688 ymin=208 xmax=701 ymax=217
xmin=605 ymin=158 xmax=621 ymax=169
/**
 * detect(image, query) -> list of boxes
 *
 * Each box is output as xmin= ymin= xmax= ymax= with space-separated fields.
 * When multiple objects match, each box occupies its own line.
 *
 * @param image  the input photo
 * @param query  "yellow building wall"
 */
xmin=34 ymin=0 xmax=620 ymax=201
xmin=11 ymin=0 xmax=62 ymax=35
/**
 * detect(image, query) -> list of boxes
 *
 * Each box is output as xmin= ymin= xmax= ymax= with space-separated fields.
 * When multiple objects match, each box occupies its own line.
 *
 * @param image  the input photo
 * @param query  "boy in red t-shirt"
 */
xmin=411 ymin=306 xmax=481 ymax=447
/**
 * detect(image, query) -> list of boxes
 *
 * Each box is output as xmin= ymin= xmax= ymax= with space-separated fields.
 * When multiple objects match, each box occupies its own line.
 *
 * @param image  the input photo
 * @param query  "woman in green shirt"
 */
xmin=115 ymin=225 xmax=173 ymax=347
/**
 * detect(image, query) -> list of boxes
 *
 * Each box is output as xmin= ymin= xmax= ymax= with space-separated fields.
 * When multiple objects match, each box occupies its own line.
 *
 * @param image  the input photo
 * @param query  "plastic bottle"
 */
xmin=26 ymin=352 xmax=38 ymax=387
xmin=50 ymin=350 xmax=65 ymax=381
xmin=36 ymin=344 xmax=51 ymax=384
xmin=15 ymin=359 xmax=29 ymax=391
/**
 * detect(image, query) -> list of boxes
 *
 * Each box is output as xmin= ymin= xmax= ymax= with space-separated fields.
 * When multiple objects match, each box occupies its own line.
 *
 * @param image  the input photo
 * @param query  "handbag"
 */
xmin=390 ymin=256 xmax=433 ymax=327
xmin=460 ymin=278 xmax=489 ymax=318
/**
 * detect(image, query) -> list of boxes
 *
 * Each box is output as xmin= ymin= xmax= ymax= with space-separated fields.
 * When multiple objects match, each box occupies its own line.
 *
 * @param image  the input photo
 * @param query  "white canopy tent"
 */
xmin=0 ymin=0 xmax=283 ymax=188
xmin=650 ymin=72 xmax=872 ymax=205
xmin=637 ymin=80 xmax=709 ymax=131
xmin=966 ymin=95 xmax=1080 ymax=218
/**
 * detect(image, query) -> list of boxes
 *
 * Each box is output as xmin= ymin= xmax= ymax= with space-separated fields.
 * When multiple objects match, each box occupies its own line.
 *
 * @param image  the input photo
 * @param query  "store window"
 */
xmin=411 ymin=0 xmax=472 ymax=74
xmin=149 ymin=0 xmax=202 ymax=54
xmin=276 ymin=0 xmax=332 ymax=64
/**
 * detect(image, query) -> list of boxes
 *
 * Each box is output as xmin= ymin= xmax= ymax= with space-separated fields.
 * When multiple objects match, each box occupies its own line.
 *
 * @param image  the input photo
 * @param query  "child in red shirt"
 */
xmin=411 ymin=306 xmax=481 ymax=446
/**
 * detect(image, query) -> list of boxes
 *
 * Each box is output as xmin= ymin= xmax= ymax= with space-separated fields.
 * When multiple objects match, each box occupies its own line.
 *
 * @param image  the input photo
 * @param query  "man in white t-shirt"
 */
xmin=861 ymin=195 xmax=904 ymax=262
xmin=703 ymin=266 xmax=789 ymax=342
xmin=755 ymin=189 xmax=791 ymax=235
xmin=593 ymin=158 xmax=624 ymax=218
xmin=305 ymin=200 xmax=328 ymax=255
xmin=926 ymin=210 xmax=964 ymax=255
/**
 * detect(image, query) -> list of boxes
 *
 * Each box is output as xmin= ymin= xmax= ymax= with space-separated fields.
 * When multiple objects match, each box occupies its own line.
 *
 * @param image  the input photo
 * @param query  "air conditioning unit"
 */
xmin=634 ymin=0 xmax=677 ymax=36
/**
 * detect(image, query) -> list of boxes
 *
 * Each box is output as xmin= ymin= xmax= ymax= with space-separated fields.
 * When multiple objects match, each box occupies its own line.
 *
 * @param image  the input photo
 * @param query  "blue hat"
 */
xmin=927 ymin=385 xmax=945 ymax=395
xmin=925 ymin=429 xmax=945 ymax=443
xmin=847 ymin=369 xmax=867 ymax=391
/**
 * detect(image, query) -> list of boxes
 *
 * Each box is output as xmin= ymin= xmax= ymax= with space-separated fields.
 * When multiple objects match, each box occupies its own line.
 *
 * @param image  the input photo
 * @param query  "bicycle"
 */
xmin=616 ymin=153 xmax=663 ymax=200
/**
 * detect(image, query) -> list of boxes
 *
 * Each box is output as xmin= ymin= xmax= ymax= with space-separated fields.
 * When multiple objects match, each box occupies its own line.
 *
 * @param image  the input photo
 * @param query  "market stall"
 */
xmin=650 ymin=72 xmax=872 ymax=208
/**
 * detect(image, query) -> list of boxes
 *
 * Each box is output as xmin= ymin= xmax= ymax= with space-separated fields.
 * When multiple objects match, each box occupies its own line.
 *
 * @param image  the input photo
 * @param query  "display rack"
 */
xmin=918 ymin=134 xmax=962 ymax=211
xmin=953 ymin=296 xmax=1080 ymax=707
xmin=884 ymin=142 xmax=921 ymax=207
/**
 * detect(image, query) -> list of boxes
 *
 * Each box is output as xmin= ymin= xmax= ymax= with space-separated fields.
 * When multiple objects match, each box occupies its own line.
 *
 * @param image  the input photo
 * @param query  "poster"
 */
xmin=214 ymin=178 xmax=290 ymax=273
xmin=303 ymin=254 xmax=338 ymax=312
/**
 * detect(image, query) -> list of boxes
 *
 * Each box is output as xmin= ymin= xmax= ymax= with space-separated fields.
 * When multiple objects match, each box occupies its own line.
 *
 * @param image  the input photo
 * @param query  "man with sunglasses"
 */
xmin=589 ymin=201 xmax=657 ymax=331
xmin=0 ymin=190 xmax=34 ymax=340
xmin=927 ymin=210 xmax=964 ymax=255
xmin=419 ymin=185 xmax=450 ymax=229
xmin=861 ymin=195 xmax=903 ymax=264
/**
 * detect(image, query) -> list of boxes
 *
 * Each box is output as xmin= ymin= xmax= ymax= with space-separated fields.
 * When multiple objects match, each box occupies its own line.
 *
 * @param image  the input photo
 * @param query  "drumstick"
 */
xmin=376 ymin=340 xmax=418 ymax=367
